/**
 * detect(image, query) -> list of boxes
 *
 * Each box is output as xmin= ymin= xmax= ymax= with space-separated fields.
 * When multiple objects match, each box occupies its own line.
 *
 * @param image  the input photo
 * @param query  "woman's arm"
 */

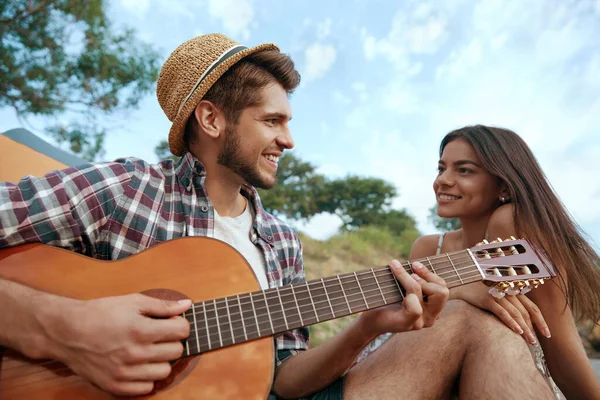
xmin=488 ymin=205 xmax=600 ymax=398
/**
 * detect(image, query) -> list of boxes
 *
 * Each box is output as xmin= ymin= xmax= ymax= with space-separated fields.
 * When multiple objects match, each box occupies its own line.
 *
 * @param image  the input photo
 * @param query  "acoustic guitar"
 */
xmin=0 ymin=236 xmax=555 ymax=399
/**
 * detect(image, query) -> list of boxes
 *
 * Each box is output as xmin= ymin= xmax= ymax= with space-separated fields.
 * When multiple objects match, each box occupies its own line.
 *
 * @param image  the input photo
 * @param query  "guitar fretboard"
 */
xmin=182 ymin=249 xmax=480 ymax=356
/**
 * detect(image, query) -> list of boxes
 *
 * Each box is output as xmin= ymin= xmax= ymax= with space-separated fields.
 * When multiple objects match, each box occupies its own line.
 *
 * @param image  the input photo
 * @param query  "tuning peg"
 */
xmin=508 ymin=245 xmax=519 ymax=255
xmin=482 ymin=239 xmax=489 ymax=244
xmin=494 ymin=247 xmax=505 ymax=256
xmin=507 ymin=267 xmax=517 ymax=276
xmin=509 ymin=236 xmax=517 ymax=240
xmin=520 ymin=266 xmax=532 ymax=274
xmin=496 ymin=237 xmax=504 ymax=242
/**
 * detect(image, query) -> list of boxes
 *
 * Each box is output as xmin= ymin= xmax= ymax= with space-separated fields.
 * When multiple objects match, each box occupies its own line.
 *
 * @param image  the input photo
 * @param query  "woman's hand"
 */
xmin=451 ymin=282 xmax=551 ymax=344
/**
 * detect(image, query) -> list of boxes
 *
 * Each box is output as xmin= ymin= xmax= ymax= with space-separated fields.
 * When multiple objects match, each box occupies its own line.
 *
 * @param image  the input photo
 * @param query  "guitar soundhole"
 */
xmin=140 ymin=288 xmax=200 ymax=395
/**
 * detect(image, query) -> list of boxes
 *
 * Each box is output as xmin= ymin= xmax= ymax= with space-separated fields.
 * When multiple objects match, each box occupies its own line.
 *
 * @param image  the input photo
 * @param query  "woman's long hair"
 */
xmin=441 ymin=125 xmax=600 ymax=322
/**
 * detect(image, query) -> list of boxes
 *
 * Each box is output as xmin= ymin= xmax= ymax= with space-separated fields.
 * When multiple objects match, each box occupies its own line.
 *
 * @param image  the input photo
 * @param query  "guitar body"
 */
xmin=0 ymin=237 xmax=274 ymax=399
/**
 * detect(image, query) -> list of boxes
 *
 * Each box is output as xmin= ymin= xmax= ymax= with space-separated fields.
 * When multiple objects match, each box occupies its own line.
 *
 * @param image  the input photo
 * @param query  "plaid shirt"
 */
xmin=0 ymin=152 xmax=309 ymax=367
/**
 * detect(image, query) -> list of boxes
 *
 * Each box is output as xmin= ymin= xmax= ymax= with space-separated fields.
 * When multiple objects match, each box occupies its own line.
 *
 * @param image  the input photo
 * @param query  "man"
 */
xmin=0 ymin=34 xmax=554 ymax=399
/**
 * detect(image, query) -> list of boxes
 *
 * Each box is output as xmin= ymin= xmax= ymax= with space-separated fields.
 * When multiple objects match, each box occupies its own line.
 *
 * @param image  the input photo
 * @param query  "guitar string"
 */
xmin=183 ymin=272 xmax=488 ymax=351
xmin=181 ymin=253 xmax=477 ymax=319
xmin=2 ymin=246 xmax=536 ymax=378
xmin=181 ymin=254 xmax=512 ymax=321
xmin=182 ymin=248 xmax=534 ymax=322
xmin=2 ymin=254 xmax=538 ymax=374
xmin=2 ymin=274 xmax=489 ymax=383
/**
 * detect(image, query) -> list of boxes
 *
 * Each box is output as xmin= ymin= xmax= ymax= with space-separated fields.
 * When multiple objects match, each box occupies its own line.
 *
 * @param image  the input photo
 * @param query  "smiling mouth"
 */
xmin=438 ymin=194 xmax=461 ymax=201
xmin=262 ymin=154 xmax=280 ymax=167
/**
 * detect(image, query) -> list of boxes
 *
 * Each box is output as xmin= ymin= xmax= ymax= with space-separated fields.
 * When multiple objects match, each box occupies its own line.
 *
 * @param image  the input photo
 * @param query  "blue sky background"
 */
xmin=2 ymin=0 xmax=599 ymax=249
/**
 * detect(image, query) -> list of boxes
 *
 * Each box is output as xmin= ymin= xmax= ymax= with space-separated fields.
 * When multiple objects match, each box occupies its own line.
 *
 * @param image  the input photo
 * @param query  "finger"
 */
xmin=135 ymin=294 xmax=192 ymax=318
xmin=141 ymin=342 xmax=185 ymax=362
xmin=142 ymin=316 xmax=191 ymax=342
xmin=418 ymin=280 xmax=449 ymax=313
xmin=389 ymin=260 xmax=422 ymax=297
xmin=103 ymin=381 xmax=155 ymax=397
xmin=519 ymin=295 xmax=551 ymax=339
xmin=402 ymin=293 xmax=423 ymax=327
xmin=487 ymin=300 xmax=524 ymax=336
xmin=411 ymin=262 xmax=447 ymax=286
xmin=114 ymin=362 xmax=172 ymax=382
xmin=497 ymin=297 xmax=536 ymax=344
xmin=506 ymin=295 xmax=534 ymax=332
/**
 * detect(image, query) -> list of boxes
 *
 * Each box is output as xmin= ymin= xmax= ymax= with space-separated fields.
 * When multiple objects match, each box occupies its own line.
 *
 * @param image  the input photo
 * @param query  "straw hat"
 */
xmin=157 ymin=33 xmax=279 ymax=156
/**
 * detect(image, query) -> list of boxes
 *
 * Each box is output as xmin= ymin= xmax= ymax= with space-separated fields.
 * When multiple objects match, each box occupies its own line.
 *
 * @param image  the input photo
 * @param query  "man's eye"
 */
xmin=266 ymin=119 xmax=277 ymax=125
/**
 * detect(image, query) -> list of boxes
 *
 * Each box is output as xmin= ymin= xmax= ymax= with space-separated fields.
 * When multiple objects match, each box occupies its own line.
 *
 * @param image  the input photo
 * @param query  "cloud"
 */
xmin=317 ymin=18 xmax=333 ymax=39
xmin=208 ymin=0 xmax=255 ymax=40
xmin=119 ymin=0 xmax=150 ymax=18
xmin=303 ymin=43 xmax=337 ymax=82
xmin=344 ymin=0 xmax=600 ymax=239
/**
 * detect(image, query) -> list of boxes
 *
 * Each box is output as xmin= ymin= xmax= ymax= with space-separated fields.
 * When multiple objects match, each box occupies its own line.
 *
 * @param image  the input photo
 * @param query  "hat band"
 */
xmin=177 ymin=44 xmax=248 ymax=114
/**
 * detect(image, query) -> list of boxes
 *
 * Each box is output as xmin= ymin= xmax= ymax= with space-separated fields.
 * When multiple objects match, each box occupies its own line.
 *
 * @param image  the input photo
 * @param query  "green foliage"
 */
xmin=0 ymin=0 xmax=160 ymax=161
xmin=258 ymin=153 xmax=328 ymax=220
xmin=323 ymin=176 xmax=397 ymax=230
xmin=428 ymin=204 xmax=461 ymax=232
xmin=154 ymin=139 xmax=180 ymax=162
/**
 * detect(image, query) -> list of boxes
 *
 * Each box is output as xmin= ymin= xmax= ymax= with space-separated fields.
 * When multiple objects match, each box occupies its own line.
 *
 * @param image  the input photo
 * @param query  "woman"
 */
xmin=361 ymin=125 xmax=600 ymax=398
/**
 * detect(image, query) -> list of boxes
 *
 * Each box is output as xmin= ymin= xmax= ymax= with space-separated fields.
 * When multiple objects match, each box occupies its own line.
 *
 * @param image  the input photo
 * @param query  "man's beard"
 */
xmin=217 ymin=126 xmax=277 ymax=189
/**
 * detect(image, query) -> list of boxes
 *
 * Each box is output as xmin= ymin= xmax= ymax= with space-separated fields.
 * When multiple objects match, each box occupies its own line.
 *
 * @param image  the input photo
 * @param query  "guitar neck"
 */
xmin=182 ymin=249 xmax=481 ymax=356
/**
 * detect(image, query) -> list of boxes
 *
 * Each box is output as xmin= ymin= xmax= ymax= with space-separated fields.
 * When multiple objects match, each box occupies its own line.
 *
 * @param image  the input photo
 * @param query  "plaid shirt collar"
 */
xmin=176 ymin=152 xmax=275 ymax=246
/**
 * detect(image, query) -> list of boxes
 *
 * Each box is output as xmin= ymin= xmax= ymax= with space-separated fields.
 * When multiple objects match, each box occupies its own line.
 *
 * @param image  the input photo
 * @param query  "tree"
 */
xmin=323 ymin=176 xmax=397 ymax=230
xmin=428 ymin=204 xmax=461 ymax=232
xmin=258 ymin=153 xmax=328 ymax=221
xmin=154 ymin=140 xmax=179 ymax=162
xmin=0 ymin=0 xmax=160 ymax=161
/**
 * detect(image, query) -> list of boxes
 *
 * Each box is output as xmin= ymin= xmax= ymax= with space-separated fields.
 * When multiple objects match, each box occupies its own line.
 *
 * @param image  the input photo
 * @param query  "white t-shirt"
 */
xmin=212 ymin=203 xmax=269 ymax=289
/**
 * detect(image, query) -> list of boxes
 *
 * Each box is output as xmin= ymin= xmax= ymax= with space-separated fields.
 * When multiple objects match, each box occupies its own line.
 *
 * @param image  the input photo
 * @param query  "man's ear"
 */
xmin=194 ymin=100 xmax=224 ymax=140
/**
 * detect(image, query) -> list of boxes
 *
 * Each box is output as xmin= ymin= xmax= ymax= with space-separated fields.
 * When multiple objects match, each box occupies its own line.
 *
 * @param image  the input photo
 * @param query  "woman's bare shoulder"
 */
xmin=410 ymin=230 xmax=460 ymax=258
xmin=487 ymin=204 xmax=517 ymax=239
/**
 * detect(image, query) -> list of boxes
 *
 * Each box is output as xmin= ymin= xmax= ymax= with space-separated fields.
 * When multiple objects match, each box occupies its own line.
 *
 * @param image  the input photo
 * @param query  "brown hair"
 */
xmin=184 ymin=50 xmax=300 ymax=145
xmin=440 ymin=125 xmax=600 ymax=322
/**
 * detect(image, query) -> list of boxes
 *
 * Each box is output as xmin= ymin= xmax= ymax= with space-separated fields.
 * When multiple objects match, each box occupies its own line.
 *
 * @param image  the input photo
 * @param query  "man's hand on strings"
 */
xmin=357 ymin=260 xmax=449 ymax=339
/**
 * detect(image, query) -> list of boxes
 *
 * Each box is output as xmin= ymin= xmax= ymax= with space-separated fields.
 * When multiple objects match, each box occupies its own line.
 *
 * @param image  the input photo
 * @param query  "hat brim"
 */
xmin=168 ymin=43 xmax=279 ymax=156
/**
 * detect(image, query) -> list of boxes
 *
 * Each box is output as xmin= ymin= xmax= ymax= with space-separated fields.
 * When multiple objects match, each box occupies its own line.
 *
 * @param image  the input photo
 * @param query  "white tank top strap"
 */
xmin=436 ymin=232 xmax=446 ymax=255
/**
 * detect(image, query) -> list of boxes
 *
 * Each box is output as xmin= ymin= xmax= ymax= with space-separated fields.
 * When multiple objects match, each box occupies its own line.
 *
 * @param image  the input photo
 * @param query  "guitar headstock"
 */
xmin=469 ymin=237 xmax=556 ymax=298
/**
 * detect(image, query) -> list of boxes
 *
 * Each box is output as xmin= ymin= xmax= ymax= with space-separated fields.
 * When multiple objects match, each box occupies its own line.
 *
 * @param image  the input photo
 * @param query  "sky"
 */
xmin=2 ymin=0 xmax=600 ymax=249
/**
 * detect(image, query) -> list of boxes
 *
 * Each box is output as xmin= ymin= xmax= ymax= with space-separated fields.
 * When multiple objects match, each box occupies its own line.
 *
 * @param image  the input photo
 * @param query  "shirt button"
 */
xmin=200 ymin=205 xmax=209 ymax=212
xmin=267 ymin=235 xmax=273 ymax=241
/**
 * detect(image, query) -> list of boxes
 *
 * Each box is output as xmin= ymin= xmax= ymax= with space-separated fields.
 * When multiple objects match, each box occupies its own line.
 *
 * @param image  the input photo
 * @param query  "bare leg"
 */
xmin=344 ymin=300 xmax=555 ymax=400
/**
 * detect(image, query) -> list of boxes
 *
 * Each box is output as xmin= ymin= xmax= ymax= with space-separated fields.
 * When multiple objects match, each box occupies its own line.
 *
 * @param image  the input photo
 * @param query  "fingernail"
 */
xmin=412 ymin=262 xmax=424 ymax=270
xmin=543 ymin=328 xmax=551 ymax=338
xmin=412 ymin=273 xmax=422 ymax=281
xmin=390 ymin=260 xmax=401 ymax=268
xmin=515 ymin=326 xmax=524 ymax=335
xmin=530 ymin=336 xmax=537 ymax=345
xmin=178 ymin=299 xmax=192 ymax=306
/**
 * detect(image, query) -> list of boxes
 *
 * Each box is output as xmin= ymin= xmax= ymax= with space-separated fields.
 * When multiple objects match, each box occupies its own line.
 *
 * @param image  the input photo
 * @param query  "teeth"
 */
xmin=439 ymin=194 xmax=460 ymax=200
xmin=264 ymin=155 xmax=279 ymax=163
